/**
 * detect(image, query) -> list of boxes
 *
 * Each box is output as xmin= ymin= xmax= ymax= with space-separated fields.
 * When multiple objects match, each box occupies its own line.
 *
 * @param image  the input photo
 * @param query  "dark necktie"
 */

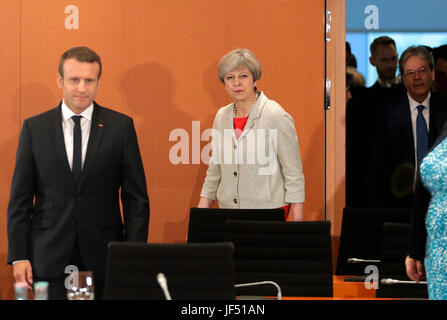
xmin=72 ymin=115 xmax=82 ymax=182
xmin=416 ymin=105 xmax=428 ymax=166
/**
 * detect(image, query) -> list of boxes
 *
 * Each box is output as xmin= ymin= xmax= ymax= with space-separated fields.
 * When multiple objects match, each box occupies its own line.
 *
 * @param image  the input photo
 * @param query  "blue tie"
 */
xmin=72 ymin=115 xmax=82 ymax=183
xmin=416 ymin=105 xmax=428 ymax=166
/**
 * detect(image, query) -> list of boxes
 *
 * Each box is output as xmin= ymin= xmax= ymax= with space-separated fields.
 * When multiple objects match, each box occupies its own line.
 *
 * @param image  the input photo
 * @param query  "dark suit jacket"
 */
xmin=346 ymin=82 xmax=405 ymax=207
xmin=409 ymin=121 xmax=447 ymax=260
xmin=7 ymin=102 xmax=150 ymax=281
xmin=366 ymin=91 xmax=447 ymax=209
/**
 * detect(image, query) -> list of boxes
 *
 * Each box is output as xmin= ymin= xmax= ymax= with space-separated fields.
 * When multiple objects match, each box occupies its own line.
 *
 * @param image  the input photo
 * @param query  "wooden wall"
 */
xmin=326 ymin=0 xmax=347 ymax=270
xmin=0 ymin=0 xmax=327 ymax=299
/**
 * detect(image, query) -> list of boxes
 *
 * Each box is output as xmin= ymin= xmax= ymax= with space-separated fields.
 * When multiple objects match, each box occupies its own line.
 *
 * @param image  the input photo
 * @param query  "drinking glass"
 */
xmin=66 ymin=271 xmax=95 ymax=300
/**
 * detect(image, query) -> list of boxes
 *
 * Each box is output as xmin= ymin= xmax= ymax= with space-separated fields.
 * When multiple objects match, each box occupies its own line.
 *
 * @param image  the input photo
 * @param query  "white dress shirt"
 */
xmin=61 ymin=100 xmax=93 ymax=170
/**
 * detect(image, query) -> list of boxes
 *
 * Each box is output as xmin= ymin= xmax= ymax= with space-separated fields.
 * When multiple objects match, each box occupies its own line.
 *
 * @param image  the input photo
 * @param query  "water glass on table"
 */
xmin=66 ymin=271 xmax=95 ymax=300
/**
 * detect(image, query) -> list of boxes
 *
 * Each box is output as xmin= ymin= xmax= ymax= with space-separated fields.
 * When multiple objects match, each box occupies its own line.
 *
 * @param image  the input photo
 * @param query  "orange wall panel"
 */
xmin=0 ymin=0 xmax=325 ymax=299
xmin=0 ymin=0 xmax=21 ymax=301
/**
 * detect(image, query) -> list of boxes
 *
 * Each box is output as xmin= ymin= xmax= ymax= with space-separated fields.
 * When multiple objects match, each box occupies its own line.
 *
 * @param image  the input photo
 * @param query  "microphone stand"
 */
xmin=235 ymin=281 xmax=282 ymax=300
xmin=157 ymin=273 xmax=172 ymax=300
xmin=381 ymin=278 xmax=427 ymax=285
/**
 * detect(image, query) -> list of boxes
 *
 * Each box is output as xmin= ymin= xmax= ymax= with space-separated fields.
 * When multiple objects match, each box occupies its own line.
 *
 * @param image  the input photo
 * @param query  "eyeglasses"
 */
xmin=404 ymin=66 xmax=429 ymax=78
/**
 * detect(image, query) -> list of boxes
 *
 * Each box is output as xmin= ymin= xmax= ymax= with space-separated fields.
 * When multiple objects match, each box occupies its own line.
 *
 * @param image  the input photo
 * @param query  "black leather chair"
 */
xmin=336 ymin=207 xmax=412 ymax=276
xmin=375 ymin=222 xmax=428 ymax=298
xmin=187 ymin=207 xmax=285 ymax=243
xmin=103 ymin=242 xmax=236 ymax=300
xmin=225 ymin=220 xmax=333 ymax=297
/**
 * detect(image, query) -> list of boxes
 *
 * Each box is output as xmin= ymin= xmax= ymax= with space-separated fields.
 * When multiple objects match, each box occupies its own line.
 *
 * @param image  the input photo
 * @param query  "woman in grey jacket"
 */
xmin=197 ymin=48 xmax=305 ymax=221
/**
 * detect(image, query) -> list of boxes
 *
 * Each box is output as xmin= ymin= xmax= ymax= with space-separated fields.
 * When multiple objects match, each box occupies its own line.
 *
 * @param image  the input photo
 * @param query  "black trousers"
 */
xmin=34 ymin=239 xmax=104 ymax=300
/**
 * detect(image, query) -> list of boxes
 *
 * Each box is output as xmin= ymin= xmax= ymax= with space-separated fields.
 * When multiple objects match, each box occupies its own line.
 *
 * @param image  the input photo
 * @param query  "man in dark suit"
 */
xmin=346 ymin=36 xmax=405 ymax=208
xmin=7 ymin=46 xmax=150 ymax=299
xmin=366 ymin=45 xmax=447 ymax=209
xmin=405 ymin=45 xmax=447 ymax=285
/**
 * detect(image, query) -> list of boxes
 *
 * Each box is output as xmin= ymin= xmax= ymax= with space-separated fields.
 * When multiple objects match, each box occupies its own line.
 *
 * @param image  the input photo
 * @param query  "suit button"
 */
xmin=234 ymin=144 xmax=237 ymax=149
xmin=234 ymin=198 xmax=238 ymax=204
xmin=234 ymin=171 xmax=237 ymax=177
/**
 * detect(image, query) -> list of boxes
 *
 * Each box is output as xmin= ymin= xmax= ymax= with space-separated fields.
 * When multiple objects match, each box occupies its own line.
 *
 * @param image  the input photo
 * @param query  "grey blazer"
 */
xmin=200 ymin=91 xmax=305 ymax=208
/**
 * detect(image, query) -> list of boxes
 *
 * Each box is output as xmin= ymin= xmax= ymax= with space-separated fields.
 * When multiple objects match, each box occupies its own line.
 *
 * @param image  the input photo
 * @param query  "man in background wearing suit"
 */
xmin=7 ymin=46 xmax=150 ymax=299
xmin=346 ymin=36 xmax=406 ymax=208
xmin=368 ymin=36 xmax=401 ymax=90
xmin=366 ymin=45 xmax=447 ymax=209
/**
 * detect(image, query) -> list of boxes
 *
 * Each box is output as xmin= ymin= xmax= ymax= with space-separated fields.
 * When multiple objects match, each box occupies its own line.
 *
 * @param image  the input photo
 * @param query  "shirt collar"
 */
xmin=61 ymin=100 xmax=94 ymax=122
xmin=408 ymin=91 xmax=431 ymax=111
xmin=378 ymin=77 xmax=400 ymax=88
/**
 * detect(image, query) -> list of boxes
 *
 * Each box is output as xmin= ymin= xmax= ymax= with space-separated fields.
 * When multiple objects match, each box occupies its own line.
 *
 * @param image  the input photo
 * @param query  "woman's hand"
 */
xmin=197 ymin=197 xmax=215 ymax=208
xmin=289 ymin=203 xmax=304 ymax=221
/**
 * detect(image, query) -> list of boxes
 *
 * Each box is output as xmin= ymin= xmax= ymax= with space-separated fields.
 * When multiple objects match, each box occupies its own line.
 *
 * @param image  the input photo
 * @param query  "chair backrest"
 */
xmin=375 ymin=222 xmax=428 ymax=298
xmin=336 ymin=207 xmax=412 ymax=275
xmin=187 ymin=207 xmax=285 ymax=243
xmin=225 ymin=220 xmax=333 ymax=297
xmin=103 ymin=242 xmax=236 ymax=300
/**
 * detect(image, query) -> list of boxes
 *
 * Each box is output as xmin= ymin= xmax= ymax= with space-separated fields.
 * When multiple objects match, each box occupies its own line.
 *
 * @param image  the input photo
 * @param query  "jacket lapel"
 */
xmin=238 ymin=92 xmax=266 ymax=141
xmin=76 ymin=102 xmax=105 ymax=192
xmin=52 ymin=104 xmax=74 ymax=181
xmin=396 ymin=95 xmax=414 ymax=153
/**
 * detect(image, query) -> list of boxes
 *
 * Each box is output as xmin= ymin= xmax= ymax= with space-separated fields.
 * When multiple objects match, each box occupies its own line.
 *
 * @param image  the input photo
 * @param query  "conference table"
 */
xmin=275 ymin=276 xmax=399 ymax=300
xmin=2 ymin=276 xmax=412 ymax=300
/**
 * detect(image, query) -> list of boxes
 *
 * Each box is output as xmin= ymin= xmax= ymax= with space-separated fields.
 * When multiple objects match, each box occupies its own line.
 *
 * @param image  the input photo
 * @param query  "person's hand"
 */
xmin=13 ymin=260 xmax=33 ymax=289
xmin=405 ymin=255 xmax=426 ymax=282
xmin=290 ymin=203 xmax=304 ymax=221
xmin=197 ymin=197 xmax=214 ymax=208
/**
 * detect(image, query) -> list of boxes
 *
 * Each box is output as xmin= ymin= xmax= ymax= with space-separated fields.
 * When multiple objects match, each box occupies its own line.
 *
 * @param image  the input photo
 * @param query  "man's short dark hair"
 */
xmin=433 ymin=44 xmax=447 ymax=63
xmin=58 ymin=46 xmax=102 ymax=79
xmin=370 ymin=36 xmax=396 ymax=57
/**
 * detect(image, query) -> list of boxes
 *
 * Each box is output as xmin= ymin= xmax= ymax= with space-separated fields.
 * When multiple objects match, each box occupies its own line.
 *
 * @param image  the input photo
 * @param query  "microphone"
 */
xmin=157 ymin=273 xmax=172 ymax=300
xmin=235 ymin=281 xmax=282 ymax=300
xmin=381 ymin=278 xmax=427 ymax=285
xmin=347 ymin=258 xmax=381 ymax=264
